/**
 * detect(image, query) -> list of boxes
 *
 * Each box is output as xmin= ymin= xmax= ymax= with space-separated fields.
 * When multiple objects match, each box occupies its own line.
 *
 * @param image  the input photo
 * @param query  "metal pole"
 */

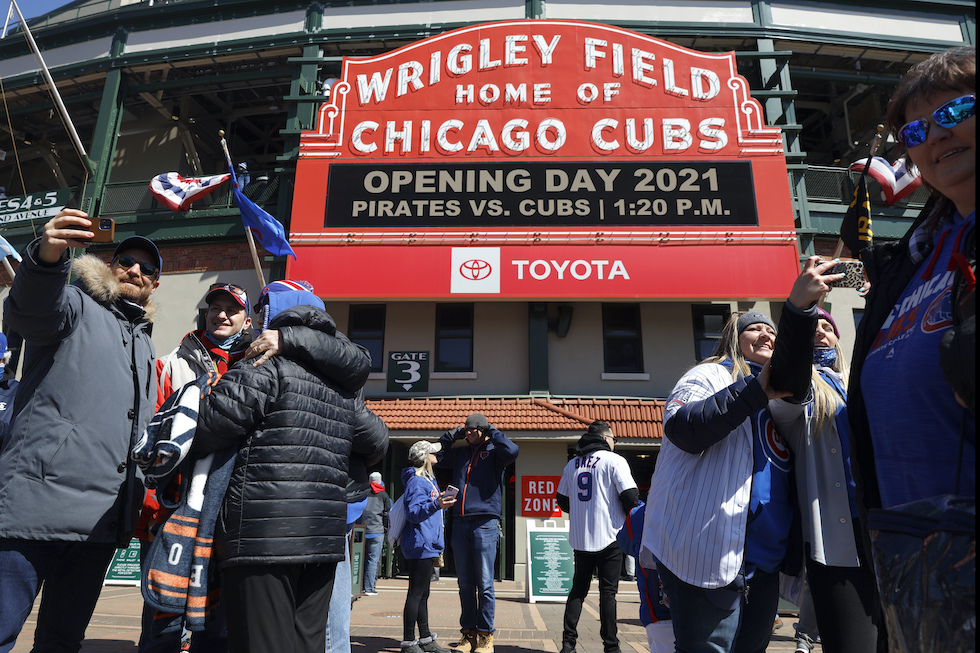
xmin=2 ymin=257 xmax=14 ymax=281
xmin=9 ymin=0 xmax=90 ymax=166
xmin=219 ymin=131 xmax=266 ymax=288
xmin=831 ymin=124 xmax=884 ymax=260
xmin=820 ymin=124 xmax=883 ymax=307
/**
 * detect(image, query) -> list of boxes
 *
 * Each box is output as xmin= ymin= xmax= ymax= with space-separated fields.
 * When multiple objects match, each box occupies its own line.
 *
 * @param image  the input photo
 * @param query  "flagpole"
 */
xmin=219 ymin=130 xmax=266 ymax=289
xmin=831 ymin=124 xmax=884 ymax=261
xmin=7 ymin=0 xmax=94 ymax=174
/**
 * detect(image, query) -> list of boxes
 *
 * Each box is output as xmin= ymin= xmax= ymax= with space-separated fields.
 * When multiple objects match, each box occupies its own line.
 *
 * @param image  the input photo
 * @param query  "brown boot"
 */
xmin=473 ymin=632 xmax=494 ymax=653
xmin=453 ymin=629 xmax=477 ymax=652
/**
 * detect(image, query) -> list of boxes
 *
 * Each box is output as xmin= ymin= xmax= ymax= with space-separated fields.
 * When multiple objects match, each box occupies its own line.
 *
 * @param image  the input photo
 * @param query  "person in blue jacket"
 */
xmin=436 ymin=413 xmax=519 ymax=653
xmin=616 ymin=502 xmax=673 ymax=653
xmin=400 ymin=440 xmax=456 ymax=653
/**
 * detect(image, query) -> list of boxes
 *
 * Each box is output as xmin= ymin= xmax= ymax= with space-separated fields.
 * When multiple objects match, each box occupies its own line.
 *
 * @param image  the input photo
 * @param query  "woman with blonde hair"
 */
xmin=640 ymin=258 xmax=848 ymax=653
xmin=399 ymin=441 xmax=455 ymax=653
xmin=639 ymin=305 xmax=794 ymax=652
xmin=769 ymin=256 xmax=881 ymax=653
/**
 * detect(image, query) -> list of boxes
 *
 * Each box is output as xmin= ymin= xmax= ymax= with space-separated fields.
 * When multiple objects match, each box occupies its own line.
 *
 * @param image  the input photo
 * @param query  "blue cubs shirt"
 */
xmin=744 ymin=409 xmax=793 ymax=573
xmin=861 ymin=211 xmax=976 ymax=508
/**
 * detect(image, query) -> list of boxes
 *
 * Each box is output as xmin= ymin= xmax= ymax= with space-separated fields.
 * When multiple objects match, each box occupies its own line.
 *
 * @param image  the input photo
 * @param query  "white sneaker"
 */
xmin=794 ymin=632 xmax=816 ymax=653
xmin=364 ymin=590 xmax=378 ymax=596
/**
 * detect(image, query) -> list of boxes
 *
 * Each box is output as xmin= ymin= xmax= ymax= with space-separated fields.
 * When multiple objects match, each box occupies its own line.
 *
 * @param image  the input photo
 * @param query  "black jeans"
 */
xmin=221 ymin=561 xmax=336 ymax=653
xmin=562 ymin=542 xmax=623 ymax=653
xmin=403 ymin=557 xmax=435 ymax=642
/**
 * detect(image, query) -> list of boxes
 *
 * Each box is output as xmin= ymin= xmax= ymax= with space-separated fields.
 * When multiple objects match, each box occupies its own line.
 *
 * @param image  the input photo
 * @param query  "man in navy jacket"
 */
xmin=436 ymin=413 xmax=518 ymax=653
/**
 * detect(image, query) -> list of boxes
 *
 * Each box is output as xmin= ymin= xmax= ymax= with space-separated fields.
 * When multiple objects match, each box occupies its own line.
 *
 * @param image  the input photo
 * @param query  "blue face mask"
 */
xmin=204 ymin=330 xmax=243 ymax=351
xmin=814 ymin=347 xmax=838 ymax=369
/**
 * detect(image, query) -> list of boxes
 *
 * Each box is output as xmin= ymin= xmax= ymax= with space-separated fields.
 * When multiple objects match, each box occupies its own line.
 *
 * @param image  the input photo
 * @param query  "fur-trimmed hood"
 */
xmin=71 ymin=253 xmax=157 ymax=322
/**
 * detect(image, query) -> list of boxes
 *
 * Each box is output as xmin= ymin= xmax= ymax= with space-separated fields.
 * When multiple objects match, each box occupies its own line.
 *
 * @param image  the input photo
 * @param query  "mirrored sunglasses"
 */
xmin=115 ymin=254 xmax=159 ymax=277
xmin=898 ymin=94 xmax=975 ymax=148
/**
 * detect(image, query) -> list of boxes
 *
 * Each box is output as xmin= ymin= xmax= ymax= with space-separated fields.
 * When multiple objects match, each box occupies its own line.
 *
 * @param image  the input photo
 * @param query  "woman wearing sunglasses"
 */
xmin=847 ymin=43 xmax=975 ymax=642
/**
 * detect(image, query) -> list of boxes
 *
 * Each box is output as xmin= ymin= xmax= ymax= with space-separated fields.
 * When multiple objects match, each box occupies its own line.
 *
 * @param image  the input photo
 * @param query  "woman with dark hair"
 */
xmin=848 ymin=46 xmax=975 ymax=539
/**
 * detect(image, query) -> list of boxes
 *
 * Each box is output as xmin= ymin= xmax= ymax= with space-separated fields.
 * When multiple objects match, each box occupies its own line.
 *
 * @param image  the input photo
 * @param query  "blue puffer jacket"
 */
xmin=399 ymin=467 xmax=444 ymax=560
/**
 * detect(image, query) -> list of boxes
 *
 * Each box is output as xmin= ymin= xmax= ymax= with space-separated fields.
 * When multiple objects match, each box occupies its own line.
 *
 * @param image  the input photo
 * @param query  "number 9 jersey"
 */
xmin=558 ymin=450 xmax=637 ymax=552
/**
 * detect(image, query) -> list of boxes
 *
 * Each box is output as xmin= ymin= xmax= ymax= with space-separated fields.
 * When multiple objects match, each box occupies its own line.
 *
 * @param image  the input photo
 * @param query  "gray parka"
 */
xmin=0 ymin=241 xmax=157 ymax=546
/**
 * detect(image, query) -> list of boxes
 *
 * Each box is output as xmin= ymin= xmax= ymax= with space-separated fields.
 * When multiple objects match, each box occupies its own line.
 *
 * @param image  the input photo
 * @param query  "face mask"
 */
xmin=814 ymin=347 xmax=838 ymax=369
xmin=204 ymin=330 xmax=243 ymax=351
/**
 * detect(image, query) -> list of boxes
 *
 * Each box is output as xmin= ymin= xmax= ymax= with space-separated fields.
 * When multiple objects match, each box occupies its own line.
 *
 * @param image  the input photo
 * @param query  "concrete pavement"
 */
xmin=12 ymin=577 xmax=812 ymax=652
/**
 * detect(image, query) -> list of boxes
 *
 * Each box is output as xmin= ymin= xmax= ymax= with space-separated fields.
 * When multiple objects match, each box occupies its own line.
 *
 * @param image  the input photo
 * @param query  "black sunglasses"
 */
xmin=898 ymin=94 xmax=975 ymax=148
xmin=115 ymin=254 xmax=159 ymax=277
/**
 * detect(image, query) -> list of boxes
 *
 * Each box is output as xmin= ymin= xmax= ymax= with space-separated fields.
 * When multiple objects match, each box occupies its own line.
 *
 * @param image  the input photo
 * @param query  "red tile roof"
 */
xmin=364 ymin=396 xmax=664 ymax=440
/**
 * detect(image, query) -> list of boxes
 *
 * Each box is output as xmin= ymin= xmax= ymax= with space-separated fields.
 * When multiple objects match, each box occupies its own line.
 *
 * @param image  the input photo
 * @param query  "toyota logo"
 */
xmin=460 ymin=259 xmax=492 ymax=280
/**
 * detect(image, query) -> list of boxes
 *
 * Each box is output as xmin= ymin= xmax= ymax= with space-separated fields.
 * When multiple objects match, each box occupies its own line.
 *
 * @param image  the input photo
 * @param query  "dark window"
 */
xmin=435 ymin=303 xmax=473 ymax=372
xmin=348 ymin=304 xmax=386 ymax=372
xmin=602 ymin=304 xmax=643 ymax=373
xmin=693 ymin=305 xmax=731 ymax=362
xmin=853 ymin=308 xmax=864 ymax=331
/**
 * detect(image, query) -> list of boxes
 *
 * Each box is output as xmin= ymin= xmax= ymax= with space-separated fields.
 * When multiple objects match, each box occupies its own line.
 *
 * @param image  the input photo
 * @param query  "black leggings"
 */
xmin=403 ymin=557 xmax=436 ymax=642
xmin=806 ymin=557 xmax=882 ymax=653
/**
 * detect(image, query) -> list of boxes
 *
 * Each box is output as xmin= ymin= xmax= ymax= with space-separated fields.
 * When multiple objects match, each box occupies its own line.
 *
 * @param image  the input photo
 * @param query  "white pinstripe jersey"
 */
xmin=558 ymin=449 xmax=637 ymax=552
xmin=640 ymin=362 xmax=755 ymax=589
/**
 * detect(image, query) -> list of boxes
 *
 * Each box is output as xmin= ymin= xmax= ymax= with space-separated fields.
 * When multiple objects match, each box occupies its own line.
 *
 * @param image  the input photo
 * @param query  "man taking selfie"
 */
xmin=0 ymin=208 xmax=161 ymax=652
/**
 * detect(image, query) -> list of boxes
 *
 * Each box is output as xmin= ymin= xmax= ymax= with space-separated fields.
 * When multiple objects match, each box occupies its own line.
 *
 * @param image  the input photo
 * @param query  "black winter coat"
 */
xmin=192 ymin=306 xmax=389 ymax=566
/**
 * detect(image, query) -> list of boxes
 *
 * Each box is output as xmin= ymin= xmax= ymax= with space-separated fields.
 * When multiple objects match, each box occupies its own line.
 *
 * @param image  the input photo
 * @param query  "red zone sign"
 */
xmin=289 ymin=20 xmax=800 ymax=299
xmin=522 ymin=476 xmax=563 ymax=518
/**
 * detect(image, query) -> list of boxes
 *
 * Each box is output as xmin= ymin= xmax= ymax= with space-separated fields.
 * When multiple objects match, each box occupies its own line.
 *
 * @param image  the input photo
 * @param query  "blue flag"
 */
xmin=0 ymin=234 xmax=22 ymax=262
xmin=227 ymin=161 xmax=296 ymax=259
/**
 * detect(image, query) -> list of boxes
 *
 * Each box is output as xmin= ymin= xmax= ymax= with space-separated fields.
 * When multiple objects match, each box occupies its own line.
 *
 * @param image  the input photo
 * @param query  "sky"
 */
xmin=15 ymin=0 xmax=74 ymax=20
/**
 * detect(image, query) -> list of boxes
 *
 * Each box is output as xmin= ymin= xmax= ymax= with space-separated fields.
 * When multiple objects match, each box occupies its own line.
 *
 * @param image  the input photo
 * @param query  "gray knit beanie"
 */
xmin=736 ymin=311 xmax=775 ymax=335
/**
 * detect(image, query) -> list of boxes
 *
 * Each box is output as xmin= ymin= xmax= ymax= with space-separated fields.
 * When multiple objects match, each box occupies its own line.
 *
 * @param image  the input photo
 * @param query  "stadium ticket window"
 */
xmin=435 ymin=303 xmax=474 ymax=372
xmin=692 ymin=305 xmax=731 ymax=363
xmin=349 ymin=304 xmax=386 ymax=372
xmin=602 ymin=304 xmax=643 ymax=373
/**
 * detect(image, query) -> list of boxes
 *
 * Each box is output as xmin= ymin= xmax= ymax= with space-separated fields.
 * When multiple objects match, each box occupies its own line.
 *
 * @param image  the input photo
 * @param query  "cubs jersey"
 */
xmin=558 ymin=450 xmax=637 ymax=552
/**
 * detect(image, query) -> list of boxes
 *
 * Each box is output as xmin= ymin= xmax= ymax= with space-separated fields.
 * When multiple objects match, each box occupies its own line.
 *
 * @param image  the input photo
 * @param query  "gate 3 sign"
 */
xmin=386 ymin=351 xmax=430 ymax=393
xmin=290 ymin=20 xmax=800 ymax=300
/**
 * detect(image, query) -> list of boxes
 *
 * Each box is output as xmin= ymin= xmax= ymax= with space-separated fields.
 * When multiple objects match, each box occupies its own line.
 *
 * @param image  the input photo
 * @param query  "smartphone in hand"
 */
xmin=65 ymin=217 xmax=115 ymax=243
xmin=826 ymin=260 xmax=866 ymax=289
xmin=443 ymin=485 xmax=459 ymax=500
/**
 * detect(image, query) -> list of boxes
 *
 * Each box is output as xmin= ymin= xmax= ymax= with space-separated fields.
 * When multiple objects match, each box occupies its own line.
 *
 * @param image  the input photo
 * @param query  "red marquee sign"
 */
xmin=289 ymin=20 xmax=800 ymax=299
